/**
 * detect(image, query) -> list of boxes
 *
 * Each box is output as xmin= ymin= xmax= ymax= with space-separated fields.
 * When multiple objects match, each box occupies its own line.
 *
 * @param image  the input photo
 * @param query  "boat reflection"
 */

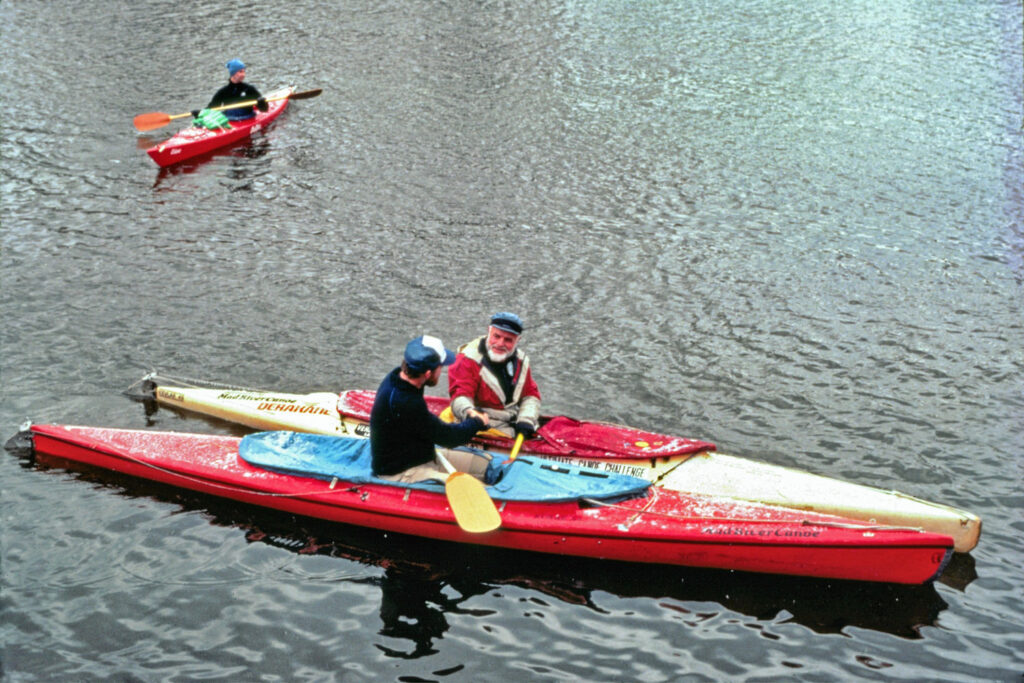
xmin=149 ymin=136 xmax=275 ymax=189
xmin=230 ymin=502 xmax=959 ymax=643
xmin=377 ymin=566 xmax=455 ymax=658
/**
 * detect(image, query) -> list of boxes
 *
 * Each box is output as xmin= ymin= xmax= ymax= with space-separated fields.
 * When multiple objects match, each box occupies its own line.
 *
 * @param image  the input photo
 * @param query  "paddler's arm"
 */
xmin=448 ymin=353 xmax=482 ymax=421
xmin=514 ymin=367 xmax=542 ymax=437
xmin=515 ymin=395 xmax=541 ymax=438
xmin=244 ymin=84 xmax=268 ymax=111
xmin=428 ymin=410 xmax=488 ymax=448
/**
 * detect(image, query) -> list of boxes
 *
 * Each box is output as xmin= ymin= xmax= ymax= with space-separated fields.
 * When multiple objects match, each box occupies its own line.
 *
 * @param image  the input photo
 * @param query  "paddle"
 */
xmin=133 ymin=88 xmax=323 ymax=132
xmin=436 ymin=451 xmax=501 ymax=533
xmin=502 ymin=432 xmax=525 ymax=465
xmin=510 ymin=432 xmax=525 ymax=460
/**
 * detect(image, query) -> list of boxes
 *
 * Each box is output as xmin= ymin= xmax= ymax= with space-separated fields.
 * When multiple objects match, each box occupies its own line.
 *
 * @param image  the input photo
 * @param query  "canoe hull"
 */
xmin=27 ymin=424 xmax=953 ymax=584
xmin=145 ymin=88 xmax=292 ymax=167
xmin=146 ymin=380 xmax=982 ymax=552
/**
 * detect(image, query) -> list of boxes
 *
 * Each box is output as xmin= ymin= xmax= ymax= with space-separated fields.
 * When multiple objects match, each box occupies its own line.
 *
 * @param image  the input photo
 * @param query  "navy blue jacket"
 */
xmin=207 ymin=81 xmax=263 ymax=120
xmin=370 ymin=368 xmax=484 ymax=476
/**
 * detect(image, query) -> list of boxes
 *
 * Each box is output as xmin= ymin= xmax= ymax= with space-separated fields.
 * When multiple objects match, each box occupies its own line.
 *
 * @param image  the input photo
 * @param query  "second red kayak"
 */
xmin=146 ymin=87 xmax=292 ymax=167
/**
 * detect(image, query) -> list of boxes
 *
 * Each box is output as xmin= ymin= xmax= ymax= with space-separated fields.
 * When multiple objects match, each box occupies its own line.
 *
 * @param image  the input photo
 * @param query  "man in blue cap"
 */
xmin=370 ymin=335 xmax=491 ymax=482
xmin=203 ymin=59 xmax=268 ymax=121
xmin=448 ymin=312 xmax=541 ymax=440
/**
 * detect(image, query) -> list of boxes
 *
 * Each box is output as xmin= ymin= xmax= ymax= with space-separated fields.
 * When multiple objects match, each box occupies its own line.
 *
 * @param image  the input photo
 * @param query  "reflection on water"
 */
xmin=239 ymin=526 xmax=463 ymax=659
xmin=150 ymin=136 xmax=276 ymax=189
xmin=377 ymin=566 xmax=456 ymax=658
xmin=136 ymin=134 xmax=165 ymax=150
xmin=201 ymin=499 xmax=958 ymax=643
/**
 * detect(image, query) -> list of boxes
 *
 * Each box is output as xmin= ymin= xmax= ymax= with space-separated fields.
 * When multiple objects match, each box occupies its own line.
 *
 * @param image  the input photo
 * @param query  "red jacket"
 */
xmin=448 ymin=337 xmax=541 ymax=433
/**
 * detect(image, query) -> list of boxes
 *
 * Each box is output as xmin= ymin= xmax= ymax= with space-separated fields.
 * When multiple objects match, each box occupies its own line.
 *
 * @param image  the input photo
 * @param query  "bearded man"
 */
xmin=448 ymin=312 xmax=541 ymax=439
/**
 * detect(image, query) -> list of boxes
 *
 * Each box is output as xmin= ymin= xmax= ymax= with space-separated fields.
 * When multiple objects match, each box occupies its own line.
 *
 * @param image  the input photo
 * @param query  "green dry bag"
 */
xmin=193 ymin=109 xmax=231 ymax=130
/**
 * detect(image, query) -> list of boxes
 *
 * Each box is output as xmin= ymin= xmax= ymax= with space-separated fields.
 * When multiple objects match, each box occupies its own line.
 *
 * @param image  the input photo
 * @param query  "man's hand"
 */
xmin=468 ymin=409 xmax=490 ymax=427
xmin=514 ymin=421 xmax=537 ymax=439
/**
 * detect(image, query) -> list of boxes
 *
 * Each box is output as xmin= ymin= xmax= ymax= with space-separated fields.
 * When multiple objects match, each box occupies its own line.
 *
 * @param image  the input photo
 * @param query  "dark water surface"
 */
xmin=3 ymin=1 xmax=1023 ymax=680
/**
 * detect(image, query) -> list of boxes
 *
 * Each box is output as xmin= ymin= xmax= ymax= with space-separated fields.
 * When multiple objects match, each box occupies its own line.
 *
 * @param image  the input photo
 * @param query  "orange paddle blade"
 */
xmin=133 ymin=112 xmax=173 ymax=132
xmin=445 ymin=473 xmax=501 ymax=533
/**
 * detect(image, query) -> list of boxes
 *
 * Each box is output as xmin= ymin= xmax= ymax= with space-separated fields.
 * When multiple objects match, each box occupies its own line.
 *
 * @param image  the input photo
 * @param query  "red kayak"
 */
xmin=25 ymin=424 xmax=954 ymax=584
xmin=145 ymin=87 xmax=292 ymax=167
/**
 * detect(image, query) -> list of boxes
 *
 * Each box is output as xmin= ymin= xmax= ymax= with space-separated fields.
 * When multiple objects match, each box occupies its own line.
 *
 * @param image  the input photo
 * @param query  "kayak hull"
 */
xmin=27 ymin=424 xmax=954 ymax=584
xmin=145 ymin=379 xmax=982 ymax=552
xmin=145 ymin=88 xmax=292 ymax=167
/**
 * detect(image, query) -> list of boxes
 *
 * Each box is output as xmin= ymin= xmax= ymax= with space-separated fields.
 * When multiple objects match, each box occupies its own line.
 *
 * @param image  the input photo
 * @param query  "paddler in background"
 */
xmin=192 ymin=59 xmax=267 ymax=122
xmin=448 ymin=312 xmax=541 ymax=440
xmin=370 ymin=335 xmax=491 ymax=483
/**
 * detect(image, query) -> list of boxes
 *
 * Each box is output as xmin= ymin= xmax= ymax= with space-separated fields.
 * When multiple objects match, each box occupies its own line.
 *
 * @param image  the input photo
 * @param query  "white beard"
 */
xmin=486 ymin=346 xmax=513 ymax=363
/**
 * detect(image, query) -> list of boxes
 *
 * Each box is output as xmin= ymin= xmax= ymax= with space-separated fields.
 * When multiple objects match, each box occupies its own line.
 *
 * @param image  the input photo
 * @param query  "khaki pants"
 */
xmin=378 ymin=448 xmax=491 ymax=484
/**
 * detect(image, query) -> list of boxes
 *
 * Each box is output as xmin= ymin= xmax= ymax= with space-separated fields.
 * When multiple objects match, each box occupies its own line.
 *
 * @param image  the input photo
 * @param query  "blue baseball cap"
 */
xmin=490 ymin=312 xmax=523 ymax=335
xmin=227 ymin=59 xmax=246 ymax=76
xmin=404 ymin=335 xmax=457 ymax=372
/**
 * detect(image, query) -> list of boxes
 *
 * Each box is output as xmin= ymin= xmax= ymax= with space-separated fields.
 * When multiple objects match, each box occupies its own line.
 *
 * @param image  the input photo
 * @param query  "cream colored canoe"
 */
xmin=136 ymin=375 xmax=980 ymax=552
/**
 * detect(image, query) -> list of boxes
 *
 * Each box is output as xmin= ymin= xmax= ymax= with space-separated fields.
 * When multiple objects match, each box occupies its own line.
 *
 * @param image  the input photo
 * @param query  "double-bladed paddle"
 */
xmin=132 ymin=88 xmax=323 ymax=132
xmin=436 ymin=451 xmax=501 ymax=533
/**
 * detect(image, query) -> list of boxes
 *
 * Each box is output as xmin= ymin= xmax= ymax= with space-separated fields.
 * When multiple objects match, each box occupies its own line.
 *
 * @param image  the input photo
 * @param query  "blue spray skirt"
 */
xmin=239 ymin=431 xmax=650 ymax=503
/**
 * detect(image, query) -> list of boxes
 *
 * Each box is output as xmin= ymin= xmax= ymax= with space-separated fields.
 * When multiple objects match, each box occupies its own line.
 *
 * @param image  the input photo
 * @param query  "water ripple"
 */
xmin=3 ymin=0 xmax=1023 ymax=680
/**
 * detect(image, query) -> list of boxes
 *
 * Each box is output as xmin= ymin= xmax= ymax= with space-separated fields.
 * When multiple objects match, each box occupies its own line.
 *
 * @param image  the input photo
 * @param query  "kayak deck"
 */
xmin=133 ymin=373 xmax=981 ymax=552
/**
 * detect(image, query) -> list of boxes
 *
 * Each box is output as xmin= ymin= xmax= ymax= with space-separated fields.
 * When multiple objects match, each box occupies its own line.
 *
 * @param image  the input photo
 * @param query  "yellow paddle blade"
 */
xmin=445 ymin=473 xmax=501 ymax=533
